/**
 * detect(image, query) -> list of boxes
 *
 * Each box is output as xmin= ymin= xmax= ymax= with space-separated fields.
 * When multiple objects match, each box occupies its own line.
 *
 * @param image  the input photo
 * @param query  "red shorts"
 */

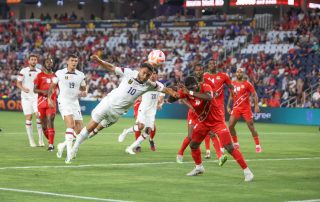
xmin=38 ymin=107 xmax=56 ymax=119
xmin=192 ymin=121 xmax=232 ymax=146
xmin=231 ymin=107 xmax=253 ymax=121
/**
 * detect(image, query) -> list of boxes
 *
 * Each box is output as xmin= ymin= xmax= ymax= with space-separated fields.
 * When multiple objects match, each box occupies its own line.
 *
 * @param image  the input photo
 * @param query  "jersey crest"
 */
xmin=128 ymin=79 xmax=133 ymax=84
xmin=65 ymin=76 xmax=68 ymax=80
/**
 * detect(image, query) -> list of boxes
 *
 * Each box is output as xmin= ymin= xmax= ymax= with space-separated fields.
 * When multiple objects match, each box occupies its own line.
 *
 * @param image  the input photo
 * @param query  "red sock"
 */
xmin=204 ymin=135 xmax=210 ymax=150
xmin=47 ymin=128 xmax=55 ymax=145
xmin=211 ymin=136 xmax=222 ymax=159
xmin=150 ymin=126 xmax=156 ymax=140
xmin=253 ymin=136 xmax=260 ymax=145
xmin=134 ymin=131 xmax=141 ymax=140
xmin=231 ymin=149 xmax=247 ymax=169
xmin=43 ymin=129 xmax=49 ymax=139
xmin=232 ymin=135 xmax=238 ymax=143
xmin=178 ymin=137 xmax=190 ymax=155
xmin=191 ymin=147 xmax=202 ymax=165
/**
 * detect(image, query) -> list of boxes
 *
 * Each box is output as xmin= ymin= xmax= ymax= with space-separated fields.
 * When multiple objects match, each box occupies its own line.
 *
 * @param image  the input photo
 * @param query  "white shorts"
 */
xmin=91 ymin=97 xmax=122 ymax=126
xmin=58 ymin=101 xmax=83 ymax=121
xmin=21 ymin=97 xmax=38 ymax=115
xmin=137 ymin=110 xmax=155 ymax=130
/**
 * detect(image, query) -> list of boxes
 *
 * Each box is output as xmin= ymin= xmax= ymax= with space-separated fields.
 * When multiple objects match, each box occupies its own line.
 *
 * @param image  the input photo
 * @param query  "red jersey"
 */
xmin=203 ymin=72 xmax=231 ymax=106
xmin=179 ymin=83 xmax=224 ymax=126
xmin=34 ymin=72 xmax=57 ymax=108
xmin=232 ymin=80 xmax=255 ymax=110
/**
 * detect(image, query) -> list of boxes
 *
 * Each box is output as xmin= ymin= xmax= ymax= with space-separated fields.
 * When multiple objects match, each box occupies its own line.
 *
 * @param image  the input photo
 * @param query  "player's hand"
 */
xmin=79 ymin=91 xmax=87 ymax=97
xmin=23 ymin=88 xmax=30 ymax=93
xmin=48 ymin=98 xmax=54 ymax=108
xmin=254 ymin=106 xmax=260 ymax=113
xmin=90 ymin=54 xmax=100 ymax=61
xmin=157 ymin=104 xmax=163 ymax=110
xmin=227 ymin=107 xmax=232 ymax=114
xmin=213 ymin=91 xmax=218 ymax=97
xmin=178 ymin=83 xmax=188 ymax=94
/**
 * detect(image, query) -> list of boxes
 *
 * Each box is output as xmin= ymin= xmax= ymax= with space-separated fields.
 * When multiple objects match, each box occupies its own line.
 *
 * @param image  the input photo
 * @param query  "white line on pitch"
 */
xmin=2 ymin=131 xmax=319 ymax=135
xmin=287 ymin=199 xmax=320 ymax=202
xmin=0 ymin=157 xmax=319 ymax=170
xmin=0 ymin=187 xmax=132 ymax=202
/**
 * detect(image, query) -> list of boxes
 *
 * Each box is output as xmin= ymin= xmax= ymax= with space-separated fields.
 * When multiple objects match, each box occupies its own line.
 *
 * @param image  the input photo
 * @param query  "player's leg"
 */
xmin=228 ymin=112 xmax=240 ymax=149
xmin=61 ymin=115 xmax=76 ymax=161
xmin=118 ymin=122 xmax=144 ymax=143
xmin=216 ymin=125 xmax=254 ymax=182
xmin=46 ymin=108 xmax=56 ymax=152
xmin=126 ymin=126 xmax=150 ymax=154
xmin=149 ymin=125 xmax=156 ymax=151
xmin=186 ymin=123 xmax=208 ymax=176
xmin=204 ymin=135 xmax=211 ymax=159
xmin=176 ymin=121 xmax=194 ymax=163
xmin=34 ymin=99 xmax=44 ymax=147
xmin=22 ymin=99 xmax=36 ymax=147
xmin=208 ymin=132 xmax=222 ymax=159
xmin=245 ymin=117 xmax=262 ymax=153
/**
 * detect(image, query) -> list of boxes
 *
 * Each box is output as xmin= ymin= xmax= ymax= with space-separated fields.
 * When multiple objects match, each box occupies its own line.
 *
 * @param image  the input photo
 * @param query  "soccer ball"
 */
xmin=148 ymin=50 xmax=165 ymax=65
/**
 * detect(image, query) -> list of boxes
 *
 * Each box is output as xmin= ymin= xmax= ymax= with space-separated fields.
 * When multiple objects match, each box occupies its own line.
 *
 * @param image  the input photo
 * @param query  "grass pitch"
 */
xmin=0 ymin=111 xmax=319 ymax=202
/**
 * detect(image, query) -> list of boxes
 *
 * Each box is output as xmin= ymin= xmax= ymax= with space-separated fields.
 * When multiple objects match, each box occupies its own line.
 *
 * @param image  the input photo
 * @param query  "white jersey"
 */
xmin=17 ymin=67 xmax=41 ymax=99
xmin=53 ymin=68 xmax=86 ymax=104
xmin=138 ymin=91 xmax=164 ymax=117
xmin=105 ymin=67 xmax=164 ymax=115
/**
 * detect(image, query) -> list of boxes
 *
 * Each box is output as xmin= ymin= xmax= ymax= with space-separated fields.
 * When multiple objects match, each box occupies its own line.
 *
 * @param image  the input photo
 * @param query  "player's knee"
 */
xmin=189 ymin=141 xmax=199 ymax=149
xmin=145 ymin=127 xmax=152 ymax=134
xmin=224 ymin=144 xmax=234 ymax=153
xmin=138 ymin=123 xmax=145 ymax=131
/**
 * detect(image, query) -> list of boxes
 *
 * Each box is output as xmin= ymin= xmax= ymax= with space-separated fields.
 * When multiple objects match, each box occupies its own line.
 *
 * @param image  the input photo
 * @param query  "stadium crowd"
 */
xmin=0 ymin=8 xmax=319 ymax=108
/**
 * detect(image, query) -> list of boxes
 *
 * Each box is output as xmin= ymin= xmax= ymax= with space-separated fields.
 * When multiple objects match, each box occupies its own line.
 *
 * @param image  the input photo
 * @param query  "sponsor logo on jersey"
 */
xmin=46 ymin=78 xmax=51 ymax=83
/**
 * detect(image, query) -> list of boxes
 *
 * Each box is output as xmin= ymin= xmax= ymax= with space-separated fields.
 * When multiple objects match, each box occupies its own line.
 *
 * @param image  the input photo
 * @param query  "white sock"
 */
xmin=36 ymin=119 xmax=44 ymax=144
xmin=128 ymin=132 xmax=148 ymax=150
xmin=126 ymin=125 xmax=139 ymax=134
xmin=65 ymin=128 xmax=75 ymax=158
xmin=25 ymin=120 xmax=35 ymax=146
xmin=72 ymin=127 xmax=89 ymax=152
xmin=243 ymin=167 xmax=251 ymax=173
xmin=196 ymin=164 xmax=203 ymax=169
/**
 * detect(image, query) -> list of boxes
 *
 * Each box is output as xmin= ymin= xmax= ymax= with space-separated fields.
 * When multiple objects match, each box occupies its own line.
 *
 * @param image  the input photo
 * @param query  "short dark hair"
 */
xmin=43 ymin=57 xmax=53 ymax=66
xmin=68 ymin=54 xmax=78 ymax=59
xmin=140 ymin=63 xmax=154 ymax=72
xmin=153 ymin=67 xmax=159 ymax=74
xmin=28 ymin=54 xmax=38 ymax=59
xmin=184 ymin=76 xmax=198 ymax=89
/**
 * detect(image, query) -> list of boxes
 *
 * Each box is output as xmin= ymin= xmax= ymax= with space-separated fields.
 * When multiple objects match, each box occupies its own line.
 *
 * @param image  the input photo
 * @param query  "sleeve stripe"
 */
xmin=18 ymin=73 xmax=23 ymax=76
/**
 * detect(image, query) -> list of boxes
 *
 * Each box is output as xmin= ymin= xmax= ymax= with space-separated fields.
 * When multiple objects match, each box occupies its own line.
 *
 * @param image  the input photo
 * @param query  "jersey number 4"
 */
xmin=128 ymin=87 xmax=136 ymax=95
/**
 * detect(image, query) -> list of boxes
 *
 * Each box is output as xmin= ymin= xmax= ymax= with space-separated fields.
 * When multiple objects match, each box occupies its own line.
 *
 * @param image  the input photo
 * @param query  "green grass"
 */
xmin=0 ymin=111 xmax=319 ymax=202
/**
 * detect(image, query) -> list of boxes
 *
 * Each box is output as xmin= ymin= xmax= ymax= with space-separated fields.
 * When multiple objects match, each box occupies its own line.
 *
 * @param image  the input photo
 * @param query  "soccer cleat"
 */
xmin=47 ymin=144 xmax=54 ymax=152
xmin=118 ymin=129 xmax=129 ymax=142
xmin=38 ymin=141 xmax=45 ymax=147
xmin=135 ymin=146 xmax=141 ymax=153
xmin=176 ymin=155 xmax=183 ymax=164
xmin=256 ymin=145 xmax=262 ymax=153
xmin=56 ymin=143 xmax=64 ymax=159
xmin=233 ymin=142 xmax=240 ymax=149
xmin=244 ymin=168 xmax=254 ymax=182
xmin=186 ymin=165 xmax=205 ymax=176
xmin=149 ymin=140 xmax=156 ymax=151
xmin=218 ymin=154 xmax=228 ymax=167
xmin=205 ymin=150 xmax=211 ymax=159
xmin=65 ymin=155 xmax=72 ymax=164
xmin=30 ymin=142 xmax=37 ymax=147
xmin=125 ymin=147 xmax=136 ymax=155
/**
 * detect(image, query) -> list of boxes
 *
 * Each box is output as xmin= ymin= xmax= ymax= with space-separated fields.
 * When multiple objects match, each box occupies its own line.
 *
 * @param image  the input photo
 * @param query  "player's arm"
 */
xmin=157 ymin=94 xmax=165 ymax=110
xmin=47 ymin=78 xmax=58 ymax=108
xmin=16 ymin=73 xmax=29 ymax=93
xmin=162 ymin=87 xmax=179 ymax=98
xmin=179 ymin=84 xmax=212 ymax=101
xmin=252 ymin=91 xmax=260 ymax=113
xmin=79 ymin=79 xmax=88 ymax=97
xmin=227 ymin=93 xmax=233 ymax=114
xmin=33 ymin=84 xmax=48 ymax=95
xmin=90 ymin=54 xmax=116 ymax=73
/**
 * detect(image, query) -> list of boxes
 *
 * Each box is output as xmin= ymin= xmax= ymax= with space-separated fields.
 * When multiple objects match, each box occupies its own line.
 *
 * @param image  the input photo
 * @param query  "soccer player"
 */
xmin=176 ymin=64 xmax=224 ymax=163
xmin=17 ymin=54 xmax=44 ymax=147
xmin=203 ymin=60 xmax=233 ymax=158
xmin=33 ymin=57 xmax=57 ymax=151
xmin=227 ymin=68 xmax=262 ymax=153
xmin=119 ymin=68 xmax=165 ymax=154
xmin=67 ymin=55 xmax=178 ymax=162
xmin=170 ymin=76 xmax=254 ymax=181
xmin=48 ymin=54 xmax=87 ymax=162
